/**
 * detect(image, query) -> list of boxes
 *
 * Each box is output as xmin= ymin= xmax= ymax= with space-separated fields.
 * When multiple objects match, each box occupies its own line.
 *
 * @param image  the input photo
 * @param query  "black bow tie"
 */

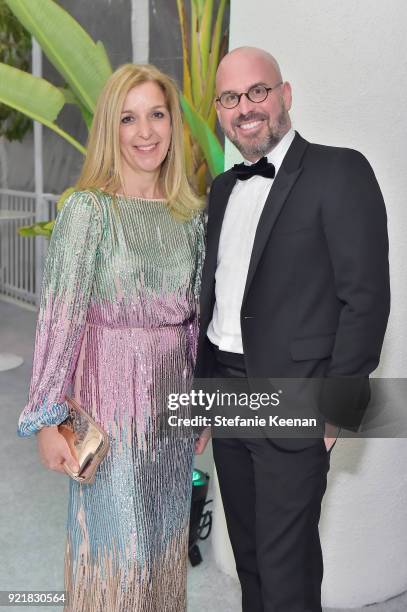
xmin=232 ymin=156 xmax=276 ymax=181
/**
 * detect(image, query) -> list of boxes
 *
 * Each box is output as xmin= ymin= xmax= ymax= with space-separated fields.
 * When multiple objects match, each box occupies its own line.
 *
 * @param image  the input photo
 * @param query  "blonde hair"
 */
xmin=76 ymin=63 xmax=203 ymax=220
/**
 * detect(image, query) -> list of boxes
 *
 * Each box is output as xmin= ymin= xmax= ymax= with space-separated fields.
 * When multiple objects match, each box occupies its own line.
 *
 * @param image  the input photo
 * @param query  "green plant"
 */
xmin=176 ymin=0 xmax=228 ymax=194
xmin=0 ymin=0 xmax=229 ymax=238
xmin=0 ymin=0 xmax=32 ymax=141
xmin=1 ymin=0 xmax=112 ymax=155
xmin=0 ymin=0 xmax=113 ymax=237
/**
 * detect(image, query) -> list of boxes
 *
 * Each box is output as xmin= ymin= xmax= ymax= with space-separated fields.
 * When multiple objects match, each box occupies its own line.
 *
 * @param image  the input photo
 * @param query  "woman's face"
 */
xmin=119 ymin=81 xmax=172 ymax=177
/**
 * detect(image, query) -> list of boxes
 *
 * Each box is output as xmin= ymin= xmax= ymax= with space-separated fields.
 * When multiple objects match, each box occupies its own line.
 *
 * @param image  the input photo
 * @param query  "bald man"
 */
xmin=194 ymin=48 xmax=390 ymax=611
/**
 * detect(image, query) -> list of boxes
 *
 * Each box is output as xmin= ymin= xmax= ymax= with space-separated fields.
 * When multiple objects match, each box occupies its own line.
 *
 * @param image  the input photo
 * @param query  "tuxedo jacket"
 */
xmin=195 ymin=132 xmax=390 ymax=431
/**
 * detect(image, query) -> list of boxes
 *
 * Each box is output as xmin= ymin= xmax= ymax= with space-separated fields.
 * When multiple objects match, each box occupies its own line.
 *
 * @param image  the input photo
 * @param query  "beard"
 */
xmin=223 ymin=101 xmax=290 ymax=159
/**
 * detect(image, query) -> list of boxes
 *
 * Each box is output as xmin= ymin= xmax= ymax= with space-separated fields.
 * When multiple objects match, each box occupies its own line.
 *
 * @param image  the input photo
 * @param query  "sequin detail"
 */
xmin=17 ymin=191 xmax=205 ymax=611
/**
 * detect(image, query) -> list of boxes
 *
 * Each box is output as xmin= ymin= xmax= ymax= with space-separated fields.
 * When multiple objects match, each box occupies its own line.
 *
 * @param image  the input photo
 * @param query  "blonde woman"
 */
xmin=17 ymin=64 xmax=205 ymax=611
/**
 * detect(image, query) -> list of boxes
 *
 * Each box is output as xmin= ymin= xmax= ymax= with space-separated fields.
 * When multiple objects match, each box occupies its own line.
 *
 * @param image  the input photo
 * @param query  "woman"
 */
xmin=17 ymin=63 xmax=205 ymax=611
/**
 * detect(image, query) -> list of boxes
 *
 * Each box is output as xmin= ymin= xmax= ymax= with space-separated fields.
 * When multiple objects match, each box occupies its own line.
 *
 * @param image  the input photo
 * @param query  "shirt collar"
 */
xmin=244 ymin=127 xmax=296 ymax=176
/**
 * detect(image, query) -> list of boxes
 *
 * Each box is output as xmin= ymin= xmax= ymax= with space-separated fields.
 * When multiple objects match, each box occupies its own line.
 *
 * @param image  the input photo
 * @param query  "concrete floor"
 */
xmin=1 ymin=298 xmax=406 ymax=612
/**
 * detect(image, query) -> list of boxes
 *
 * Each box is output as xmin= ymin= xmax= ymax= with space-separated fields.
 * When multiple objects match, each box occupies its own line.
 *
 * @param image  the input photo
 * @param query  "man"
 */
xmin=194 ymin=47 xmax=390 ymax=611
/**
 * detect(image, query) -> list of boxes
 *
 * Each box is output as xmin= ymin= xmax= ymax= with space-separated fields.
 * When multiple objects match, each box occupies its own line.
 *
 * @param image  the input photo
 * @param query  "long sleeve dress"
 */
xmin=17 ymin=190 xmax=205 ymax=612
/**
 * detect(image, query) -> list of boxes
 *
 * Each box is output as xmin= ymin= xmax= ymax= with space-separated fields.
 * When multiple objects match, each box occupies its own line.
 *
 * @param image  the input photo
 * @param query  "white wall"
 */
xmin=211 ymin=1 xmax=407 ymax=607
xmin=228 ymin=0 xmax=407 ymax=377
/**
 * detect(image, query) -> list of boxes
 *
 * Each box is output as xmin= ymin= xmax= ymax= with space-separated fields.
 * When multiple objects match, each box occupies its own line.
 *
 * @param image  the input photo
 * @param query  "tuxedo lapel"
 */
xmin=242 ymin=133 xmax=308 ymax=304
xmin=200 ymin=171 xmax=237 ymax=322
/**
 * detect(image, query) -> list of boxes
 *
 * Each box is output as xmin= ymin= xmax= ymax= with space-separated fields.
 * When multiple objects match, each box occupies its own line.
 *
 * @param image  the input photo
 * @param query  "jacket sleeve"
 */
xmin=319 ymin=149 xmax=390 ymax=429
xmin=17 ymin=191 xmax=103 ymax=437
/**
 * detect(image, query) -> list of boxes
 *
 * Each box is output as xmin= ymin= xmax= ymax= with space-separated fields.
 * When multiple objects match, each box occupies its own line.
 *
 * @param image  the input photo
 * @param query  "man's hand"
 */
xmin=324 ymin=422 xmax=341 ymax=452
xmin=195 ymin=427 xmax=211 ymax=455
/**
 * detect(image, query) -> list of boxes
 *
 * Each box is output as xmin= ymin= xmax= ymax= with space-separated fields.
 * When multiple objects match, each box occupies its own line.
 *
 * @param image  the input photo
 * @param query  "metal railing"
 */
xmin=0 ymin=189 xmax=58 ymax=307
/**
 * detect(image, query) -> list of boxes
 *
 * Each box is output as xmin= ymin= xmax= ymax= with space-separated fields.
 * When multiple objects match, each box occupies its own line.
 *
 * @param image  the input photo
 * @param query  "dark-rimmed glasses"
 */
xmin=216 ymin=82 xmax=283 ymax=109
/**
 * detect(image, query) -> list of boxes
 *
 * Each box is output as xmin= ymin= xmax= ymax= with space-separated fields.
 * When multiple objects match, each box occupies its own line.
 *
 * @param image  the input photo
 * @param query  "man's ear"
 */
xmin=282 ymin=81 xmax=292 ymax=112
xmin=215 ymin=100 xmax=222 ymax=125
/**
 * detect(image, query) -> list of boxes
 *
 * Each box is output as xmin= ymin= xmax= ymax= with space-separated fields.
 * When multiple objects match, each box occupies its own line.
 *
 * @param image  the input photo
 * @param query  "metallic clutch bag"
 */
xmin=58 ymin=397 xmax=110 ymax=484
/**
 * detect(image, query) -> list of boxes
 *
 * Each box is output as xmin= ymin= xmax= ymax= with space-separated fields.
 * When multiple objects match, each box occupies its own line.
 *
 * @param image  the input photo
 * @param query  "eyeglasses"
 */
xmin=216 ymin=82 xmax=283 ymax=109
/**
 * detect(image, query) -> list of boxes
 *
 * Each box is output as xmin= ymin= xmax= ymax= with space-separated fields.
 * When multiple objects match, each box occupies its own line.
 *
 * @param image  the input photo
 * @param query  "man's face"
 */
xmin=215 ymin=54 xmax=292 ymax=161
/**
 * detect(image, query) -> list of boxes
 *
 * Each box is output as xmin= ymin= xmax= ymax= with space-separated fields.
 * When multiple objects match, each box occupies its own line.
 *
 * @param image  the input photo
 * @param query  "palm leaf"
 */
xmin=194 ymin=0 xmax=205 ymax=21
xmin=190 ymin=0 xmax=202 ymax=107
xmin=18 ymin=221 xmax=53 ymax=237
xmin=0 ymin=62 xmax=63 ymax=121
xmin=5 ymin=0 xmax=112 ymax=114
xmin=183 ymin=124 xmax=194 ymax=179
xmin=196 ymin=159 xmax=208 ymax=195
xmin=0 ymin=62 xmax=85 ymax=153
xmin=95 ymin=40 xmax=112 ymax=75
xmin=176 ymin=0 xmax=193 ymax=103
xmin=199 ymin=0 xmax=213 ymax=79
xmin=180 ymin=93 xmax=224 ymax=177
xmin=200 ymin=0 xmax=228 ymax=118
xmin=59 ymin=86 xmax=93 ymax=130
xmin=43 ymin=220 xmax=55 ymax=231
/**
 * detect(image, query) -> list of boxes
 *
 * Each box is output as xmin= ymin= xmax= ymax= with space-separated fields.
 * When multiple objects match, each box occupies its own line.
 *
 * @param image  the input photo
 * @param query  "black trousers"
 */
xmin=211 ymin=346 xmax=333 ymax=612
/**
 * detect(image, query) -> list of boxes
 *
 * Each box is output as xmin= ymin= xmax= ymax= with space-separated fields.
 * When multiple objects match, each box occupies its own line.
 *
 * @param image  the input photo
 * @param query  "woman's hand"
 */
xmin=36 ymin=426 xmax=80 ymax=475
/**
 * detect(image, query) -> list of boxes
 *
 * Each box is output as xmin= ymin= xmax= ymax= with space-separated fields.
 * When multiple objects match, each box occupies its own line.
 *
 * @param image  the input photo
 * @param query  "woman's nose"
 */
xmin=137 ymin=120 xmax=153 ymax=139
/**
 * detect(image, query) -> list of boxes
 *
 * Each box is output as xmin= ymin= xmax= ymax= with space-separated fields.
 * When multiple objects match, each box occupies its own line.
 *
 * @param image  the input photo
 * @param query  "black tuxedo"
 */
xmin=196 ymin=132 xmax=390 ymax=430
xmin=195 ymin=132 xmax=390 ymax=612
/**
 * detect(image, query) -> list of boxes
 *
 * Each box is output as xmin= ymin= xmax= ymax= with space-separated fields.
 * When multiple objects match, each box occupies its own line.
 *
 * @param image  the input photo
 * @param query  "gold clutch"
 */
xmin=58 ymin=397 xmax=110 ymax=484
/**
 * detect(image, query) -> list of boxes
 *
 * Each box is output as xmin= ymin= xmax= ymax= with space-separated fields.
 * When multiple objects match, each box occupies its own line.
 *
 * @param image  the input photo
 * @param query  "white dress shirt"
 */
xmin=207 ymin=128 xmax=296 ymax=353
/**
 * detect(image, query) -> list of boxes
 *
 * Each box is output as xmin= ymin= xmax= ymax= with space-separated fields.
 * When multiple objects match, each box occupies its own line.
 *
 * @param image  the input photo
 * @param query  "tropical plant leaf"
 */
xmin=194 ymin=0 xmax=205 ymax=22
xmin=59 ymin=87 xmax=93 ymax=129
xmin=190 ymin=0 xmax=202 ymax=107
xmin=196 ymin=159 xmax=208 ymax=195
xmin=180 ymin=93 xmax=224 ymax=177
xmin=176 ymin=0 xmax=193 ymax=103
xmin=200 ymin=0 xmax=228 ymax=118
xmin=58 ymin=86 xmax=76 ymax=105
xmin=199 ymin=0 xmax=213 ymax=79
xmin=0 ymin=62 xmax=86 ymax=153
xmin=205 ymin=29 xmax=228 ymax=128
xmin=0 ymin=62 xmax=64 ymax=122
xmin=5 ymin=0 xmax=112 ymax=114
xmin=0 ymin=0 xmax=33 ymax=141
xmin=95 ymin=40 xmax=112 ymax=75
xmin=18 ymin=221 xmax=52 ymax=237
xmin=17 ymin=225 xmax=37 ymax=237
xmin=183 ymin=124 xmax=194 ymax=179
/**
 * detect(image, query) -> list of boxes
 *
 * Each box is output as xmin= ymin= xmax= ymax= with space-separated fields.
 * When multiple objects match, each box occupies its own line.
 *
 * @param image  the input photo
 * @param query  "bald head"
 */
xmin=214 ymin=46 xmax=292 ymax=161
xmin=216 ymin=47 xmax=283 ymax=93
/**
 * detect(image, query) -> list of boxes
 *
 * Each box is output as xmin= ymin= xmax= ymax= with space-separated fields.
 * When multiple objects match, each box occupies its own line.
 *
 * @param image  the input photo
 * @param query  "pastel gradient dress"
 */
xmin=17 ymin=190 xmax=205 ymax=612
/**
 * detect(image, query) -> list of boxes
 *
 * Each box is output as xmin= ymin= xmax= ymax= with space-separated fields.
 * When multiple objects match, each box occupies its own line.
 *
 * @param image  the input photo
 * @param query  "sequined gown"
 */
xmin=17 ymin=191 xmax=205 ymax=612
